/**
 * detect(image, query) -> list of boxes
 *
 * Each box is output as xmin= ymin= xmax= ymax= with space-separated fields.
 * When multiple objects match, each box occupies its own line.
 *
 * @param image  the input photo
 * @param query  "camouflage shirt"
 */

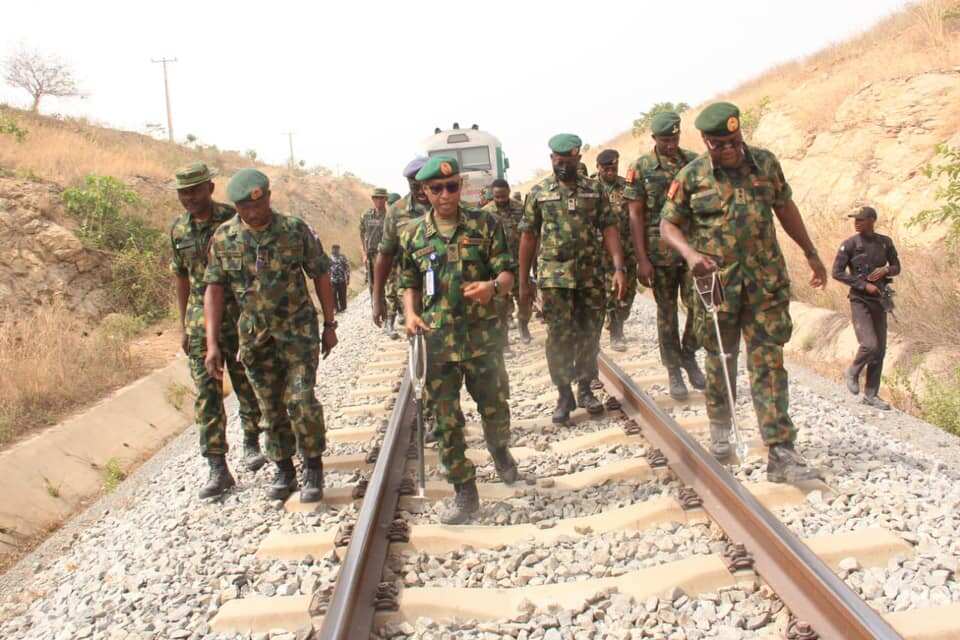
xmin=399 ymin=206 xmax=514 ymax=363
xmin=379 ymin=193 xmax=430 ymax=257
xmin=624 ymin=147 xmax=699 ymax=266
xmin=203 ymin=211 xmax=330 ymax=347
xmin=329 ymin=254 xmax=351 ymax=283
xmin=169 ymin=202 xmax=241 ymax=339
xmin=596 ymin=175 xmax=635 ymax=268
xmin=661 ymin=146 xmax=793 ymax=309
xmin=359 ymin=208 xmax=385 ymax=256
xmin=519 ymin=174 xmax=616 ymax=290
xmin=481 ymin=199 xmax=524 ymax=260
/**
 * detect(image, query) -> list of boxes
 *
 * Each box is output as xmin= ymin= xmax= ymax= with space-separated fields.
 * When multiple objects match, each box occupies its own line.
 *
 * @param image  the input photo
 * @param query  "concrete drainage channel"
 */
xmin=210 ymin=321 xmax=960 ymax=640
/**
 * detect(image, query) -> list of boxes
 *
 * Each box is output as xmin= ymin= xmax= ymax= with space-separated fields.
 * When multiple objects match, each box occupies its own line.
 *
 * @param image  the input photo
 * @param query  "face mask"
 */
xmin=553 ymin=162 xmax=576 ymax=181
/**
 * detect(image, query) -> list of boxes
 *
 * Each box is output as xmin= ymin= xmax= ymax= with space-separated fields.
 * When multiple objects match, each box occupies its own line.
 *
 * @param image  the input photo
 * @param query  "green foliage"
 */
xmin=245 ymin=149 xmax=257 ymax=161
xmin=740 ymin=96 xmax=772 ymax=140
xmin=912 ymin=143 xmax=960 ymax=250
xmin=886 ymin=364 xmax=960 ymax=435
xmin=103 ymin=457 xmax=126 ymax=492
xmin=62 ymin=175 xmax=170 ymax=321
xmin=0 ymin=113 xmax=28 ymax=142
xmin=185 ymin=133 xmax=197 ymax=145
xmin=632 ymin=101 xmax=690 ymax=137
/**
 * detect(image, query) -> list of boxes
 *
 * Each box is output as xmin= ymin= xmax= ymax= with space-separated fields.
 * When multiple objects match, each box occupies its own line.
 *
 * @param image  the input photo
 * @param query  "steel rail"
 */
xmin=318 ymin=371 xmax=415 ymax=640
xmin=598 ymin=353 xmax=901 ymax=640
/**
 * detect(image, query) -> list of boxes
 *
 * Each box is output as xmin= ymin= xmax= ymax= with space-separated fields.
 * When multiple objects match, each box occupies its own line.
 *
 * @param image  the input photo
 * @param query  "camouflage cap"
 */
xmin=403 ymin=156 xmax=428 ymax=179
xmin=226 ymin=168 xmax=270 ymax=203
xmin=596 ymin=149 xmax=619 ymax=165
xmin=650 ymin=111 xmax=682 ymax=136
xmin=371 ymin=187 xmax=389 ymax=198
xmin=548 ymin=133 xmax=582 ymax=156
xmin=387 ymin=192 xmax=401 ymax=205
xmin=848 ymin=206 xmax=878 ymax=220
xmin=171 ymin=162 xmax=217 ymax=190
xmin=415 ymin=155 xmax=459 ymax=181
xmin=695 ymin=102 xmax=741 ymax=136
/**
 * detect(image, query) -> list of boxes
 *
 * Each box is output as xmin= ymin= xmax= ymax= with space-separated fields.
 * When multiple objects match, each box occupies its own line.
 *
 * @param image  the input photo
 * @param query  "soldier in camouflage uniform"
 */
xmin=482 ymin=178 xmax=531 ymax=351
xmin=169 ymin=163 xmax=265 ymax=499
xmin=400 ymin=156 xmax=519 ymax=524
xmin=359 ymin=187 xmax=388 ymax=301
xmin=660 ymin=102 xmax=826 ymax=482
xmin=204 ymin=168 xmax=339 ymax=502
xmin=519 ymin=134 xmax=627 ymax=424
xmin=388 ymin=192 xmax=401 ymax=206
xmin=594 ymin=149 xmax=636 ymax=353
xmin=372 ymin=156 xmax=431 ymax=335
xmin=625 ymin=111 xmax=705 ymax=400
xmin=329 ymin=244 xmax=351 ymax=313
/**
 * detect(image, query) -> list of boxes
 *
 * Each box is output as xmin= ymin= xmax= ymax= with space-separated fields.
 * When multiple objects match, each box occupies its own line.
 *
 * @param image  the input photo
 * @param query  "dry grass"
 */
xmin=0 ymin=304 xmax=147 ymax=448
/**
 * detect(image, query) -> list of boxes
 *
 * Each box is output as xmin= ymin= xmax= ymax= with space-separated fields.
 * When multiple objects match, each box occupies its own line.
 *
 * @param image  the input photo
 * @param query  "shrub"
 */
xmin=920 ymin=366 xmax=960 ymax=435
xmin=0 ymin=113 xmax=28 ymax=142
xmin=912 ymin=143 xmax=960 ymax=250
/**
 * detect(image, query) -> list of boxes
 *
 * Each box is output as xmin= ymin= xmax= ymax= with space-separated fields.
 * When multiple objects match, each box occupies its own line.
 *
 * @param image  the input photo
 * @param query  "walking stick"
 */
xmin=693 ymin=272 xmax=748 ymax=462
xmin=408 ymin=328 xmax=428 ymax=498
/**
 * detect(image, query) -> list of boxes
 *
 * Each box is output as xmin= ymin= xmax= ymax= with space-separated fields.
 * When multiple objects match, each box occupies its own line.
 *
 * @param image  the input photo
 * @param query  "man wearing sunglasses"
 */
xmin=373 ymin=157 xmax=431 ymax=336
xmin=660 ymin=102 xmax=826 ymax=483
xmin=204 ymin=168 xmax=338 ymax=503
xmin=519 ymin=134 xmax=627 ymax=425
xmin=400 ymin=156 xmax=519 ymax=524
xmin=625 ymin=111 xmax=704 ymax=402
xmin=482 ymin=178 xmax=530 ymax=350
xmin=594 ymin=149 xmax=635 ymax=354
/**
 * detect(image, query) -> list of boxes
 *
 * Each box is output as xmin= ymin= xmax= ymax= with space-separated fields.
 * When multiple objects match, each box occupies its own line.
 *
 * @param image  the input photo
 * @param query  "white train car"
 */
xmin=422 ymin=123 xmax=509 ymax=204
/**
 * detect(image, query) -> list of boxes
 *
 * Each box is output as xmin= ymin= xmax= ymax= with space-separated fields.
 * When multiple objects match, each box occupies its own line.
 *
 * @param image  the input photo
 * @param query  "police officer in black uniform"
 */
xmin=832 ymin=206 xmax=901 ymax=410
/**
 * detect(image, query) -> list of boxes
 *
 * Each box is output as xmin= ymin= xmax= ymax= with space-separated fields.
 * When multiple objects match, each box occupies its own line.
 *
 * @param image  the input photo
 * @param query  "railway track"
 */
xmin=210 ymin=315 xmax=960 ymax=640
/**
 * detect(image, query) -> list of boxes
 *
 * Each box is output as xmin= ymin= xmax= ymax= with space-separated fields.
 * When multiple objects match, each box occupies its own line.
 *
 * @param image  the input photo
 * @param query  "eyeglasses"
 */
xmin=704 ymin=137 xmax=741 ymax=151
xmin=426 ymin=180 xmax=461 ymax=195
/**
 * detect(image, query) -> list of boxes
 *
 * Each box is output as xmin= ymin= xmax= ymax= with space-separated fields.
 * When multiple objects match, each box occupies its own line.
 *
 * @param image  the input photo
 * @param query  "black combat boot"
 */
xmin=844 ymin=366 xmax=861 ymax=395
xmin=552 ymin=384 xmax=576 ymax=424
xmin=242 ymin=431 xmax=267 ymax=472
xmin=577 ymin=382 xmax=604 ymax=415
xmin=862 ymin=394 xmax=891 ymax=410
xmin=667 ymin=368 xmax=689 ymax=401
xmin=709 ymin=420 xmax=732 ymax=458
xmin=267 ymin=458 xmax=298 ymax=500
xmin=440 ymin=479 xmax=480 ymax=524
xmin=519 ymin=320 xmax=532 ymax=345
xmin=491 ymin=447 xmax=519 ymax=485
xmin=681 ymin=354 xmax=706 ymax=391
xmin=300 ymin=457 xmax=324 ymax=503
xmin=610 ymin=317 xmax=627 ymax=353
xmin=198 ymin=455 xmax=236 ymax=499
xmin=766 ymin=442 xmax=821 ymax=483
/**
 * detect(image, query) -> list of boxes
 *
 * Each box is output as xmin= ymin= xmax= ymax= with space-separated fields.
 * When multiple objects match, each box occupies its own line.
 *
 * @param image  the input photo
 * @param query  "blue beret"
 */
xmin=403 ymin=156 xmax=428 ymax=179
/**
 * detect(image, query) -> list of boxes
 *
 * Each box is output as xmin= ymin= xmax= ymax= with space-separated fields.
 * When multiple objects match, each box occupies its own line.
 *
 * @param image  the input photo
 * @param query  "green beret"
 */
xmin=695 ymin=102 xmax=741 ymax=136
xmin=650 ymin=111 xmax=682 ymax=136
xmin=171 ymin=162 xmax=217 ymax=190
xmin=387 ymin=192 xmax=401 ymax=205
xmin=226 ymin=168 xmax=270 ymax=203
xmin=415 ymin=155 xmax=459 ymax=181
xmin=371 ymin=187 xmax=389 ymax=198
xmin=548 ymin=133 xmax=582 ymax=156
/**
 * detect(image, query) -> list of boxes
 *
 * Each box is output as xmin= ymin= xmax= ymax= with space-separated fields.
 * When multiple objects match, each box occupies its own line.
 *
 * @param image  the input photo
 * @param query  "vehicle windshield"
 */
xmin=428 ymin=146 xmax=492 ymax=171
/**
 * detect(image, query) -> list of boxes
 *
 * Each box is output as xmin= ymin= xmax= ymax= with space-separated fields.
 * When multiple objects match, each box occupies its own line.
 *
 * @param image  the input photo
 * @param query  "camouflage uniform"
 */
xmin=204 ymin=212 xmax=330 ymax=460
xmin=170 ymin=202 xmax=261 ymax=457
xmin=329 ymin=253 xmax=351 ymax=312
xmin=520 ymin=174 xmax=616 ymax=387
xmin=661 ymin=146 xmax=796 ymax=446
xmin=482 ymin=198 xmax=529 ymax=342
xmin=358 ymin=208 xmax=385 ymax=296
xmin=398 ymin=206 xmax=515 ymax=484
xmin=380 ymin=194 xmax=429 ymax=318
xmin=597 ymin=175 xmax=637 ymax=327
xmin=624 ymin=148 xmax=701 ymax=368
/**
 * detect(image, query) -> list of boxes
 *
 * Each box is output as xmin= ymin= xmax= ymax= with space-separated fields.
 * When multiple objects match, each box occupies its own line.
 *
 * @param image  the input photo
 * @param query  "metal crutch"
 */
xmin=693 ymin=271 xmax=748 ymax=462
xmin=408 ymin=329 xmax=429 ymax=498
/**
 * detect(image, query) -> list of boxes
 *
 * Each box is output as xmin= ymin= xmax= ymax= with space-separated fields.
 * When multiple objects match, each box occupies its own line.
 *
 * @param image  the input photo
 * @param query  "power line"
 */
xmin=151 ymin=57 xmax=177 ymax=142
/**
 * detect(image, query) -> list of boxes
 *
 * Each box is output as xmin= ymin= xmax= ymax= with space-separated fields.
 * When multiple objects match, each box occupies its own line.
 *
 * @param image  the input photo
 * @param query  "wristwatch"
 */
xmin=614 ymin=266 xmax=627 ymax=273
xmin=323 ymin=320 xmax=338 ymax=329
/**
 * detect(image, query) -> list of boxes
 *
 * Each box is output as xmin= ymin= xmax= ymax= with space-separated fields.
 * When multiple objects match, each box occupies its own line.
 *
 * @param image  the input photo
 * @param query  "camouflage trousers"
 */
xmin=187 ymin=335 xmax=261 ymax=457
xmin=495 ymin=288 xmax=530 ymax=349
xmin=605 ymin=265 xmax=638 ymax=326
xmin=541 ymin=286 xmax=606 ymax=387
xmin=385 ymin=265 xmax=401 ymax=320
xmin=696 ymin=295 xmax=796 ymax=446
xmin=428 ymin=350 xmax=511 ymax=484
xmin=653 ymin=263 xmax=700 ymax=368
xmin=239 ymin=336 xmax=326 ymax=461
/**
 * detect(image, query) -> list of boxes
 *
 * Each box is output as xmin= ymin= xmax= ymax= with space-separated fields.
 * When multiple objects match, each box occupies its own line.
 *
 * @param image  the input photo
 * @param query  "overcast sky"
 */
xmin=1 ymin=0 xmax=909 ymax=192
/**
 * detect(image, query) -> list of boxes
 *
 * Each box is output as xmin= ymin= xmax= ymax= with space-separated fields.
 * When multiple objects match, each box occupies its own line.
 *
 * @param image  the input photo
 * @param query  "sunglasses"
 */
xmin=426 ymin=180 xmax=461 ymax=195
xmin=704 ymin=137 xmax=741 ymax=151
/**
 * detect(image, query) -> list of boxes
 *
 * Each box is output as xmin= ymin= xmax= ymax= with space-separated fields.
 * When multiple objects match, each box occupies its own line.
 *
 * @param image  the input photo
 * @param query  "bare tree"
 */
xmin=4 ymin=47 xmax=82 ymax=112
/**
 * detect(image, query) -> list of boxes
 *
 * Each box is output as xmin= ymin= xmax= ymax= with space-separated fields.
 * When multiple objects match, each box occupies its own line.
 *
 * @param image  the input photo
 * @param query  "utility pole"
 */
xmin=283 ymin=131 xmax=295 ymax=167
xmin=151 ymin=57 xmax=177 ymax=142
